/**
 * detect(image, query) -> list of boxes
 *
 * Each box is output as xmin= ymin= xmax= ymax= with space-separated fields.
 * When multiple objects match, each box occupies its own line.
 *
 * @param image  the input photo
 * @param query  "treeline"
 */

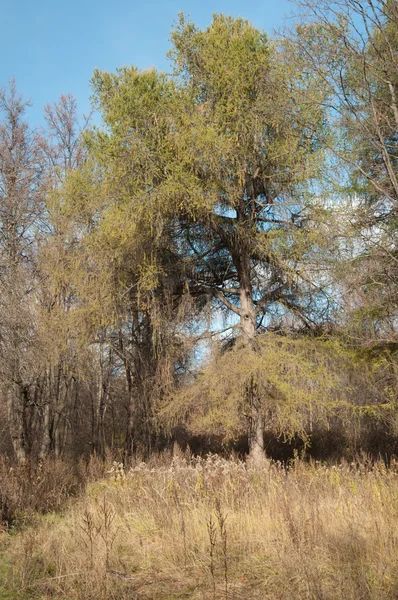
xmin=1 ymin=0 xmax=398 ymax=465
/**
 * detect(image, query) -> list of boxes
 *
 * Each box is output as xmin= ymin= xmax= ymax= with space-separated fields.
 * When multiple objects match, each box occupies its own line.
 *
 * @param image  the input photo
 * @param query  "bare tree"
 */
xmin=0 ymin=80 xmax=45 ymax=462
xmin=36 ymin=94 xmax=93 ymax=459
xmin=290 ymin=0 xmax=398 ymax=341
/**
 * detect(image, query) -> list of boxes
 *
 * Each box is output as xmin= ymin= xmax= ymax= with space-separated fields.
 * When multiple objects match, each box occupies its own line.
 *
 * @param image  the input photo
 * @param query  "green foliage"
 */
xmin=161 ymin=333 xmax=372 ymax=443
xmin=47 ymin=13 xmax=392 ymax=455
xmin=74 ymin=13 xmax=330 ymax=342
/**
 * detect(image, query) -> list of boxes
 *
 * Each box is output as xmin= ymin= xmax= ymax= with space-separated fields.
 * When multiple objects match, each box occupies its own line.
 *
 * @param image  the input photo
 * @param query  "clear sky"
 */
xmin=1 ymin=0 xmax=293 ymax=126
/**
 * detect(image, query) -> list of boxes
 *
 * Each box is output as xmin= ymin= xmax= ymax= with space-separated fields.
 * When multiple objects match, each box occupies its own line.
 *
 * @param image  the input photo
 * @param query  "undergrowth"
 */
xmin=0 ymin=455 xmax=106 ymax=530
xmin=1 ymin=452 xmax=398 ymax=599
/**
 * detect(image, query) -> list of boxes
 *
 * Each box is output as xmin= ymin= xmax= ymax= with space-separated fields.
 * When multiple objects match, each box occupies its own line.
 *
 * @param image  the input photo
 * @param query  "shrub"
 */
xmin=0 ymin=457 xmax=87 ymax=529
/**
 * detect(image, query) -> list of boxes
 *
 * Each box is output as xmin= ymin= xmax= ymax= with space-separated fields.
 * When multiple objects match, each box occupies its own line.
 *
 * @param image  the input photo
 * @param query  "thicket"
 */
xmin=1 ymin=0 xmax=398 ymax=474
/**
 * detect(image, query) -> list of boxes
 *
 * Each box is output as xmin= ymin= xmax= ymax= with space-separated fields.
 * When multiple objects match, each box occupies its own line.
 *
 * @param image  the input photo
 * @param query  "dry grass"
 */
xmin=1 ymin=452 xmax=398 ymax=599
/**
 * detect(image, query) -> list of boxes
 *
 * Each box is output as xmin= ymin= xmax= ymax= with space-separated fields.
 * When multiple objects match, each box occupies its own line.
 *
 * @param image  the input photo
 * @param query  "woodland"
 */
xmin=1 ymin=0 xmax=398 ymax=467
xmin=2 ymin=1 xmax=398 ymax=598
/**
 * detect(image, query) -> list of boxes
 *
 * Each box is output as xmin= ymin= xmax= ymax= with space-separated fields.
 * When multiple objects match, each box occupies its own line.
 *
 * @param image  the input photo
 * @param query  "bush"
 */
xmin=0 ymin=457 xmax=87 ymax=529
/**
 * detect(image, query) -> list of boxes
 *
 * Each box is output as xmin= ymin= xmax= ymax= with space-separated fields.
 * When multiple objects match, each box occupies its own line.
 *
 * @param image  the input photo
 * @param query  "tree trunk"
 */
xmin=125 ymin=362 xmax=135 ymax=458
xmin=39 ymin=369 xmax=52 ymax=460
xmin=94 ymin=360 xmax=107 ymax=459
xmin=39 ymin=401 xmax=51 ymax=460
xmin=247 ymin=377 xmax=265 ymax=462
xmin=239 ymin=285 xmax=256 ymax=345
xmin=98 ymin=346 xmax=111 ymax=458
xmin=7 ymin=385 xmax=27 ymax=464
xmin=238 ymin=257 xmax=265 ymax=463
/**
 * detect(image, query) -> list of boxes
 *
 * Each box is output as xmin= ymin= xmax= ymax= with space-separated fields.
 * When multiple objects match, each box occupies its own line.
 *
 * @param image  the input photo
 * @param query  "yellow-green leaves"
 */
xmin=161 ymin=334 xmax=373 ymax=443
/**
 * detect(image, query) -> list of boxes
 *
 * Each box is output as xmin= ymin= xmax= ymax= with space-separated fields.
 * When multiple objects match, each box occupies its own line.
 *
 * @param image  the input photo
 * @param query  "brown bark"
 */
xmin=94 ymin=349 xmax=108 ymax=459
xmin=7 ymin=386 xmax=27 ymax=464
xmin=125 ymin=362 xmax=135 ymax=458
xmin=39 ymin=401 xmax=51 ymax=460
xmin=39 ymin=369 xmax=52 ymax=460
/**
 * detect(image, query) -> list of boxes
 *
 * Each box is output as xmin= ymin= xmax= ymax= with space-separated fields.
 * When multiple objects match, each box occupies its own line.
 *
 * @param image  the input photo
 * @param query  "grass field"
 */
xmin=1 ymin=453 xmax=398 ymax=599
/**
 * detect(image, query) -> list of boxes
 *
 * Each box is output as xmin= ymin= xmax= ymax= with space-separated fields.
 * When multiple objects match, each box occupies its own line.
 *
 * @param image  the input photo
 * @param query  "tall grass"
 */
xmin=1 ymin=453 xmax=398 ymax=599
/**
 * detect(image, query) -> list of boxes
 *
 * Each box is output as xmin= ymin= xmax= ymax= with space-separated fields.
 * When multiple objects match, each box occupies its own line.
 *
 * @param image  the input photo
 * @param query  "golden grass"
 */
xmin=1 ymin=453 xmax=398 ymax=599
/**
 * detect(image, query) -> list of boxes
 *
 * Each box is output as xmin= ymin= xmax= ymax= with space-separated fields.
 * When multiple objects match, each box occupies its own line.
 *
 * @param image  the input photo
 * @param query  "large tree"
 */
xmin=86 ymin=14 xmax=328 ymax=459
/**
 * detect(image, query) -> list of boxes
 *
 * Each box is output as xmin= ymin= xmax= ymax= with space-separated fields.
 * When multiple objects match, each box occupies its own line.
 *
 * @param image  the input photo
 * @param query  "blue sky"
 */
xmin=1 ymin=0 xmax=292 ymax=126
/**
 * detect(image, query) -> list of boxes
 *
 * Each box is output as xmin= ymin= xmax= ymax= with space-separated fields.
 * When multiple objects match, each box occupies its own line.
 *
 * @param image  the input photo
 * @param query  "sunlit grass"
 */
xmin=1 ymin=453 xmax=398 ymax=599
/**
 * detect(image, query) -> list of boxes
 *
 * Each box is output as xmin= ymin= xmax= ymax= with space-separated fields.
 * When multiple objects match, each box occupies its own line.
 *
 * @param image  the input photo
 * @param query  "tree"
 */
xmin=35 ymin=94 xmax=93 ymax=459
xmin=42 ymin=93 xmax=90 ymax=180
xmin=0 ymin=88 xmax=98 ymax=463
xmin=87 ymin=14 xmax=328 ymax=459
xmin=290 ymin=0 xmax=398 ymax=343
xmin=49 ymin=102 xmax=195 ymax=457
xmin=0 ymin=81 xmax=45 ymax=462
